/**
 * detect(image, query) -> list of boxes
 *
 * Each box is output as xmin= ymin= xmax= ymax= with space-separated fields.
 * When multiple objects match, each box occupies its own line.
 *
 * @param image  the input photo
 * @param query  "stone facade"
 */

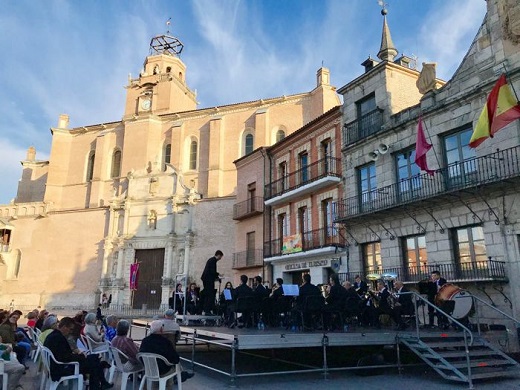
xmin=336 ymin=0 xmax=520 ymax=349
xmin=0 ymin=33 xmax=339 ymax=308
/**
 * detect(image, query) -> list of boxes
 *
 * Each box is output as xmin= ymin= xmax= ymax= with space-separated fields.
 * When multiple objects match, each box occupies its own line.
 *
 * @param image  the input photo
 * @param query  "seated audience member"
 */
xmin=103 ymin=315 xmax=118 ymax=342
xmin=0 ymin=312 xmax=28 ymax=366
xmin=44 ymin=316 xmax=113 ymax=390
xmin=39 ymin=315 xmax=59 ymax=344
xmin=162 ymin=309 xmax=181 ymax=346
xmin=0 ymin=336 xmax=25 ymax=390
xmin=35 ymin=309 xmax=49 ymax=330
xmin=84 ymin=312 xmax=105 ymax=343
xmin=26 ymin=311 xmax=38 ymax=328
xmin=139 ymin=320 xmax=194 ymax=383
xmin=111 ymin=320 xmax=143 ymax=372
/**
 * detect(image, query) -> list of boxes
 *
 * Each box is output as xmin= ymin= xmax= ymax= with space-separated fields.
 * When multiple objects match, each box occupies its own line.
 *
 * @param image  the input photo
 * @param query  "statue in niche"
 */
xmin=177 ymin=251 xmax=184 ymax=274
xmin=416 ymin=63 xmax=437 ymax=94
xmin=111 ymin=255 xmax=118 ymax=278
xmin=148 ymin=210 xmax=157 ymax=229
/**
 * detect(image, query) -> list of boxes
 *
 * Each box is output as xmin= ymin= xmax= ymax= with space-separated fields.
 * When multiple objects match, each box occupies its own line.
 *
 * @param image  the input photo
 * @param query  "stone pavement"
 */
xmin=18 ymin=356 xmax=520 ymax=389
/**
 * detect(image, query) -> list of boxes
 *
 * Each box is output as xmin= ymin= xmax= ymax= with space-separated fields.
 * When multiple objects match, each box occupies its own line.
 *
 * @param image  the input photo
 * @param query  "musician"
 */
xmin=252 ymin=276 xmax=269 ymax=299
xmin=323 ymin=275 xmax=344 ymax=330
xmin=428 ymin=270 xmax=446 ymax=327
xmin=296 ymin=274 xmax=321 ymax=309
xmin=368 ymin=281 xmax=406 ymax=330
xmin=269 ymin=278 xmax=284 ymax=300
xmin=354 ymin=275 xmax=368 ymax=297
xmin=229 ymin=275 xmax=253 ymax=328
xmin=393 ymin=281 xmax=414 ymax=316
xmin=342 ymin=281 xmax=362 ymax=317
xmin=186 ymin=283 xmax=201 ymax=315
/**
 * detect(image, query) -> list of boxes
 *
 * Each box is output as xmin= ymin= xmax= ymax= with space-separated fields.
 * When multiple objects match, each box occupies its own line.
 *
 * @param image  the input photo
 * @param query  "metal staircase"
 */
xmin=396 ymin=292 xmax=520 ymax=389
xmin=399 ymin=334 xmax=520 ymax=384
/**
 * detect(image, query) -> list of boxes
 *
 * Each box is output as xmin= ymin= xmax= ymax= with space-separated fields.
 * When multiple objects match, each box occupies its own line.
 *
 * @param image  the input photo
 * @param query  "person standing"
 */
xmin=428 ymin=270 xmax=447 ymax=328
xmin=200 ymin=250 xmax=223 ymax=315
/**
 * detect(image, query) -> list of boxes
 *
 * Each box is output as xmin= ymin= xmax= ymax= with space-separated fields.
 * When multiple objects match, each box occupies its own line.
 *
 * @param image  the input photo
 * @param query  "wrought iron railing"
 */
xmin=336 ymin=145 xmax=520 ymax=221
xmin=233 ymin=196 xmax=264 ymax=220
xmin=232 ymin=249 xmax=264 ymax=269
xmin=336 ymin=259 xmax=507 ymax=283
xmin=264 ymin=226 xmax=344 ymax=258
xmin=342 ymin=108 xmax=384 ymax=145
xmin=265 ymin=157 xmax=341 ymax=200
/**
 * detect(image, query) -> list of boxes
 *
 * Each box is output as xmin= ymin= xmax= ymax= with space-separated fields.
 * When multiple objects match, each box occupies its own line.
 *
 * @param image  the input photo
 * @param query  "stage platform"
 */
xmin=174 ymin=324 xmax=464 ymax=385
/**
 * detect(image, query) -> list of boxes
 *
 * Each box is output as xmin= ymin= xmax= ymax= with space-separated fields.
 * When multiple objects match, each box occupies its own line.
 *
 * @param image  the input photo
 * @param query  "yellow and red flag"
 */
xmin=469 ymin=74 xmax=520 ymax=148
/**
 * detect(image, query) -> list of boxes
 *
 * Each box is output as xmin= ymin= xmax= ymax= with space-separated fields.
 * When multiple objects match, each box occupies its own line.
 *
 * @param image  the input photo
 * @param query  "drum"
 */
xmin=435 ymin=283 xmax=473 ymax=319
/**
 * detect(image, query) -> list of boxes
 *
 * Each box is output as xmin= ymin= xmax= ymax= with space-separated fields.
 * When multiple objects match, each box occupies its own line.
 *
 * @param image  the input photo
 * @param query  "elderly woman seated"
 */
xmin=83 ymin=312 xmax=107 ymax=353
xmin=110 ymin=320 xmax=143 ymax=371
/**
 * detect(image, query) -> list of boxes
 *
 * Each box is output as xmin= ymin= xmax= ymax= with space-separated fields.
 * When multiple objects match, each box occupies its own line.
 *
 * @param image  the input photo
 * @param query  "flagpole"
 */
xmin=420 ymin=114 xmax=443 ymax=173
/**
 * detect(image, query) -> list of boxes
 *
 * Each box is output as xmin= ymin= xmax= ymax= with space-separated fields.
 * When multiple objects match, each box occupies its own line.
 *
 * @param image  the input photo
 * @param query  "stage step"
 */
xmin=399 ymin=334 xmax=520 ymax=385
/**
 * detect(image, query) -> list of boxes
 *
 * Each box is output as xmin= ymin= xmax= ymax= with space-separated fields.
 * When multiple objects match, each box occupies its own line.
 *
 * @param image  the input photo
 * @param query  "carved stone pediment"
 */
xmin=502 ymin=1 xmax=520 ymax=44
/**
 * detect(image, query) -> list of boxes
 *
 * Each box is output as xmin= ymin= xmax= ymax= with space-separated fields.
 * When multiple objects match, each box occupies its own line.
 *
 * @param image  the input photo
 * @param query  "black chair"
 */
xmin=271 ymin=296 xmax=294 ymax=328
xmin=232 ymin=296 xmax=257 ymax=328
xmin=298 ymin=295 xmax=325 ymax=331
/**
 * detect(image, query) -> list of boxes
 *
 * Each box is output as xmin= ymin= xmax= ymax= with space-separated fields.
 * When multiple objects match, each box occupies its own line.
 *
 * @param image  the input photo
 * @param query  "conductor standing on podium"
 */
xmin=201 ymin=250 xmax=223 ymax=314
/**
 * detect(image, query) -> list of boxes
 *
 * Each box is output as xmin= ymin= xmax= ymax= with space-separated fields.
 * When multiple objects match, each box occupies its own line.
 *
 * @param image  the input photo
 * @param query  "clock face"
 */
xmin=141 ymin=98 xmax=151 ymax=111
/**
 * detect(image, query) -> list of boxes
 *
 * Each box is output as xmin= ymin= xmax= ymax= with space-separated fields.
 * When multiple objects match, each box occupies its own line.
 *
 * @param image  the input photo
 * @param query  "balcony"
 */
xmin=336 ymin=145 xmax=520 ymax=222
xmin=233 ymin=196 xmax=264 ymax=220
xmin=337 ymin=260 xmax=508 ymax=284
xmin=342 ymin=108 xmax=384 ymax=146
xmin=232 ymin=249 xmax=264 ymax=269
xmin=265 ymin=157 xmax=341 ymax=206
xmin=264 ymin=227 xmax=344 ymax=258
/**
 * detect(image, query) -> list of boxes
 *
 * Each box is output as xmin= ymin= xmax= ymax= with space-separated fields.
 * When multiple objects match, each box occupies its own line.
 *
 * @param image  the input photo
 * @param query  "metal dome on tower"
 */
xmin=149 ymin=18 xmax=184 ymax=56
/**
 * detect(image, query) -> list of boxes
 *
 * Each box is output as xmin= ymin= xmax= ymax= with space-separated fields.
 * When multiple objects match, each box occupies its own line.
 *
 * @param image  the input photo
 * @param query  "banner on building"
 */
xmin=282 ymin=233 xmax=302 ymax=255
xmin=130 ymin=262 xmax=140 ymax=290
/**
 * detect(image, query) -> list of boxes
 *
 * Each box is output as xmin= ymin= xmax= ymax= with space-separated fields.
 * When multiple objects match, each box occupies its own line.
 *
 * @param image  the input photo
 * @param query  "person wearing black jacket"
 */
xmin=427 ymin=271 xmax=446 ymax=327
xmin=230 ymin=275 xmax=253 ymax=328
xmin=200 ymin=250 xmax=223 ymax=314
xmin=354 ymin=275 xmax=368 ymax=296
xmin=44 ymin=317 xmax=112 ymax=390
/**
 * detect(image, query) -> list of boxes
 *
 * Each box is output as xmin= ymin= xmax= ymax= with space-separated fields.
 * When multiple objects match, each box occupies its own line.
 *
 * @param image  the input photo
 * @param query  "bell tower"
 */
xmin=124 ymin=29 xmax=197 ymax=118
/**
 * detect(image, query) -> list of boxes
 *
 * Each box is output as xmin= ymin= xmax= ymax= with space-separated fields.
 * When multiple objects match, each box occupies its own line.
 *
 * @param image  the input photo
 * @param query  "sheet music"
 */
xmin=223 ymin=289 xmax=233 ymax=300
xmin=282 ymin=284 xmax=299 ymax=296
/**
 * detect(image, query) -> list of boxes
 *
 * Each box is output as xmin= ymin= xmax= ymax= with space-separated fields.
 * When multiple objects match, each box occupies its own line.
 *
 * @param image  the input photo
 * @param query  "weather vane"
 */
xmin=166 ymin=17 xmax=171 ymax=35
xmin=377 ymin=0 xmax=389 ymax=15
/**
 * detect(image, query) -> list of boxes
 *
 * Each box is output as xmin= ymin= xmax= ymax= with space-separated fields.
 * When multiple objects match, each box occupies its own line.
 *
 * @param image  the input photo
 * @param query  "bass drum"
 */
xmin=435 ymin=283 xmax=473 ymax=319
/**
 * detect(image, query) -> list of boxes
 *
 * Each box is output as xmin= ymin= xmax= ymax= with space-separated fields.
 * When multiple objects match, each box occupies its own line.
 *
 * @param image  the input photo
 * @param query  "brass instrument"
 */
xmin=365 ymin=289 xmax=380 ymax=308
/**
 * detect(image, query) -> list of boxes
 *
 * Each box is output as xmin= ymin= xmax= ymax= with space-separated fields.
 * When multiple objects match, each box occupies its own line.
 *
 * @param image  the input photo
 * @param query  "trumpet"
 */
xmin=365 ymin=290 xmax=380 ymax=308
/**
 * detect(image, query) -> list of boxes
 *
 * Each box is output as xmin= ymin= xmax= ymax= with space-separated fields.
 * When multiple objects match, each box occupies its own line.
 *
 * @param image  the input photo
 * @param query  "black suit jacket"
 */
xmin=396 ymin=286 xmax=414 ymax=314
xmin=201 ymin=256 xmax=219 ymax=283
xmin=377 ymin=287 xmax=391 ymax=311
xmin=297 ymin=282 xmax=321 ymax=306
xmin=44 ymin=329 xmax=85 ymax=381
xmin=234 ymin=283 xmax=253 ymax=300
xmin=139 ymin=333 xmax=180 ymax=375
xmin=354 ymin=280 xmax=368 ymax=295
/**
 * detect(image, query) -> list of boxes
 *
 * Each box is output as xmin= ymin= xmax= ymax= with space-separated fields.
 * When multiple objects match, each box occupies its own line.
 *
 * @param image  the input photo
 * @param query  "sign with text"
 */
xmin=284 ymin=259 xmax=330 ymax=271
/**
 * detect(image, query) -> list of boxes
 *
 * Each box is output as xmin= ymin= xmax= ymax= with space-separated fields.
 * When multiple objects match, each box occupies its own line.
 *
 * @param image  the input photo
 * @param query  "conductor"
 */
xmin=201 ymin=250 xmax=224 ymax=315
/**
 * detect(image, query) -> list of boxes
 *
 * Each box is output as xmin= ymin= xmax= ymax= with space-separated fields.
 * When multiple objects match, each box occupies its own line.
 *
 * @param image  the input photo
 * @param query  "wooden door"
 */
xmin=132 ymin=248 xmax=165 ymax=309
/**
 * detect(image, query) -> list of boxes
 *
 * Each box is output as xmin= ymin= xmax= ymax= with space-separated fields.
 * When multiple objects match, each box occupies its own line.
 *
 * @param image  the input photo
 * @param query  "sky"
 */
xmin=0 ymin=0 xmax=487 ymax=204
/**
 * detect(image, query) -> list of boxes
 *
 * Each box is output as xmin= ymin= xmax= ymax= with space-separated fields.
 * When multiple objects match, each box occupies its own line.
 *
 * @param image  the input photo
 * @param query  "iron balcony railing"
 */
xmin=265 ymin=156 xmax=341 ymax=200
xmin=233 ymin=196 xmax=264 ymax=220
xmin=232 ymin=249 xmax=264 ymax=269
xmin=336 ymin=145 xmax=520 ymax=221
xmin=343 ymin=108 xmax=384 ymax=146
xmin=264 ymin=226 xmax=344 ymax=258
xmin=337 ymin=259 xmax=507 ymax=284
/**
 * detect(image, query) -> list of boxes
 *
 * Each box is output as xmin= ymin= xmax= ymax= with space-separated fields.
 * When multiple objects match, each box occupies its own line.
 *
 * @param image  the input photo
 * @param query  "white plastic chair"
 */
xmin=84 ymin=334 xmax=110 ymax=356
xmin=109 ymin=346 xmax=144 ymax=390
xmin=136 ymin=352 xmax=182 ymax=390
xmin=40 ymin=346 xmax=83 ymax=390
xmin=0 ymin=359 xmax=8 ymax=390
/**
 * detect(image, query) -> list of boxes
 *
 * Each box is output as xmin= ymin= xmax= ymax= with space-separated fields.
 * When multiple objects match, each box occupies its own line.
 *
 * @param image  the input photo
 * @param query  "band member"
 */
xmin=186 ymin=283 xmax=201 ymax=315
xmin=428 ymin=270 xmax=446 ymax=327
xmin=354 ymin=275 xmax=368 ymax=297
xmin=323 ymin=275 xmax=344 ymax=330
xmin=393 ymin=281 xmax=414 ymax=316
xmin=342 ymin=281 xmax=362 ymax=317
xmin=368 ymin=281 xmax=406 ymax=330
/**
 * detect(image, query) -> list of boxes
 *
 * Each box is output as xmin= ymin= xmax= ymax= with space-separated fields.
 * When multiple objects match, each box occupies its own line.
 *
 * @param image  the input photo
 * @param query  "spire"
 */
xmin=377 ymin=7 xmax=398 ymax=62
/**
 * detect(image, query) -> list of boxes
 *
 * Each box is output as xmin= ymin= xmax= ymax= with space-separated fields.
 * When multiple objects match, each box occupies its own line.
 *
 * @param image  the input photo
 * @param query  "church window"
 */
xmin=245 ymin=134 xmax=254 ymax=155
xmin=163 ymin=143 xmax=171 ymax=171
xmin=111 ymin=150 xmax=121 ymax=178
xmin=86 ymin=151 xmax=95 ymax=181
xmin=276 ymin=130 xmax=285 ymax=143
xmin=189 ymin=140 xmax=198 ymax=170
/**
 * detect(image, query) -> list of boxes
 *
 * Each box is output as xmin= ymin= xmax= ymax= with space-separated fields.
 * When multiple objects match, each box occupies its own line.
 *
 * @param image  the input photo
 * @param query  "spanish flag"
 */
xmin=469 ymin=74 xmax=520 ymax=148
